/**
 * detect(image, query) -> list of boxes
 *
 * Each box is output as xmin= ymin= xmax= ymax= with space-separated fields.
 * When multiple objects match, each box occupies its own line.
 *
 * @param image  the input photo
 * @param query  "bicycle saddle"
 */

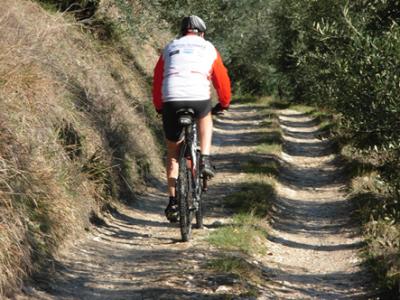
xmin=176 ymin=108 xmax=195 ymax=125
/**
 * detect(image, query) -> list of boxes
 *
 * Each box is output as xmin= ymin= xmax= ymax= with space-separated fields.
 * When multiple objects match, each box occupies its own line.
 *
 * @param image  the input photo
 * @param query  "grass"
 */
xmin=287 ymin=100 xmax=400 ymax=296
xmin=206 ymin=212 xmax=267 ymax=297
xmin=0 ymin=0 xmax=166 ymax=294
xmin=363 ymin=219 xmax=400 ymax=298
xmin=231 ymin=95 xmax=262 ymax=104
xmin=243 ymin=159 xmax=280 ymax=177
xmin=340 ymin=131 xmax=400 ymax=297
xmin=208 ymin=256 xmax=256 ymax=277
xmin=208 ymin=213 xmax=268 ymax=256
xmin=224 ymin=179 xmax=275 ymax=217
xmin=207 ymin=96 xmax=283 ymax=254
xmin=207 ymin=255 xmax=263 ymax=297
xmin=35 ymin=1 xmax=59 ymax=12
xmin=207 ymin=180 xmax=273 ymax=257
xmin=232 ymin=95 xmax=288 ymax=108
xmin=206 ymin=96 xmax=285 ymax=297
xmin=288 ymin=104 xmax=315 ymax=113
xmin=288 ymin=103 xmax=338 ymax=139
xmin=255 ymin=133 xmax=282 ymax=155
xmin=349 ymin=180 xmax=400 ymax=296
xmin=252 ymin=101 xmax=283 ymax=155
xmin=268 ymin=99 xmax=290 ymax=109
xmin=296 ymin=99 xmax=400 ymax=297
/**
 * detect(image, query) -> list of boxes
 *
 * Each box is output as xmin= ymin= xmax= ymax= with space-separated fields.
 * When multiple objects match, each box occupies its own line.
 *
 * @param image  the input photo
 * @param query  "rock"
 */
xmin=185 ymin=281 xmax=194 ymax=288
xmin=211 ymin=220 xmax=223 ymax=227
xmin=215 ymin=285 xmax=232 ymax=293
xmin=21 ymin=286 xmax=35 ymax=295
xmin=195 ymin=253 xmax=205 ymax=259
xmin=208 ymin=274 xmax=238 ymax=285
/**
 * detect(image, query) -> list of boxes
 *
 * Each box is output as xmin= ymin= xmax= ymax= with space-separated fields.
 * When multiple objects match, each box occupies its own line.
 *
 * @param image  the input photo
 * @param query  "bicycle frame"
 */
xmin=176 ymin=108 xmax=204 ymax=241
xmin=182 ymin=121 xmax=201 ymax=209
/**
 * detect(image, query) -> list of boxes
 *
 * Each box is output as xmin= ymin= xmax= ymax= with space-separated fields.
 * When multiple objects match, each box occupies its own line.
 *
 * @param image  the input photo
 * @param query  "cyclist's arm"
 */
xmin=152 ymin=55 xmax=164 ymax=112
xmin=211 ymin=50 xmax=231 ymax=109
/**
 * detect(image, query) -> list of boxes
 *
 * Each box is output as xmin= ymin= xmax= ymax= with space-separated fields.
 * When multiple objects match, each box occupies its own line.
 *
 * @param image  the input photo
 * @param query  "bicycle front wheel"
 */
xmin=177 ymin=149 xmax=193 ymax=242
xmin=195 ymin=151 xmax=203 ymax=229
xmin=195 ymin=195 xmax=203 ymax=229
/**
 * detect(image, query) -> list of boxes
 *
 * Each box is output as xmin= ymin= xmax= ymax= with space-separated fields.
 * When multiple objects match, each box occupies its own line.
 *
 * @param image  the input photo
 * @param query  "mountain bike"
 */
xmin=176 ymin=108 xmax=209 ymax=242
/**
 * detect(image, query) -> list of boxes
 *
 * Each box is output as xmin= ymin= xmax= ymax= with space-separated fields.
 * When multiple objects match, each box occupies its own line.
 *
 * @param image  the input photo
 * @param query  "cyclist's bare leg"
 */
xmin=198 ymin=112 xmax=213 ymax=155
xmin=166 ymin=139 xmax=181 ymax=197
xmin=166 ymin=112 xmax=212 ymax=197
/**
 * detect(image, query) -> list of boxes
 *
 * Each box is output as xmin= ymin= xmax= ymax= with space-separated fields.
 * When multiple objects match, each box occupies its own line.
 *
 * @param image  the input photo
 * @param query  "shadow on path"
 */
xmin=263 ymin=110 xmax=370 ymax=299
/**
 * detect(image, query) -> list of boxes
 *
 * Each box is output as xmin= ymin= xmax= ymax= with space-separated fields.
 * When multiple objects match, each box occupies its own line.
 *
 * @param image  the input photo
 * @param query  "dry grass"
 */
xmin=0 ymin=0 xmax=165 ymax=294
xmin=343 ymin=142 xmax=400 ymax=296
xmin=350 ymin=172 xmax=400 ymax=296
xmin=207 ymin=255 xmax=264 ymax=297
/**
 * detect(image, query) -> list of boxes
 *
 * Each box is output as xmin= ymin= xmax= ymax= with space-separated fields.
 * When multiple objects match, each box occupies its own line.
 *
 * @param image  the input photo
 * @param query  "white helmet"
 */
xmin=180 ymin=15 xmax=206 ymax=35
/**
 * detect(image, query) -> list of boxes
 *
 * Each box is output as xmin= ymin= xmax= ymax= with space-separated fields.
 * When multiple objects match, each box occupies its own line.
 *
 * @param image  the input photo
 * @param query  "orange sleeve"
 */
xmin=152 ymin=55 xmax=164 ymax=111
xmin=211 ymin=50 xmax=231 ymax=108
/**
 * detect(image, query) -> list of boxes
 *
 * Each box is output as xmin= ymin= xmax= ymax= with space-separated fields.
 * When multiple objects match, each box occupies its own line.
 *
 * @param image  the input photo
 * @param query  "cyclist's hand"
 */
xmin=211 ymin=103 xmax=229 ymax=115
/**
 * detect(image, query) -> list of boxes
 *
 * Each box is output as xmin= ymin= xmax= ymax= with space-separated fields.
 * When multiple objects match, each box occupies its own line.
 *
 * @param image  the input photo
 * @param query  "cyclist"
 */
xmin=152 ymin=15 xmax=231 ymax=222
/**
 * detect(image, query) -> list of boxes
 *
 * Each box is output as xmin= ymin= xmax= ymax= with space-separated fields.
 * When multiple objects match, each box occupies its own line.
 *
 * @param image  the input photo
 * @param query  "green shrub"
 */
xmin=268 ymin=0 xmax=400 ymax=294
xmin=150 ymin=0 xmax=278 ymax=95
xmin=37 ymin=0 xmax=99 ymax=19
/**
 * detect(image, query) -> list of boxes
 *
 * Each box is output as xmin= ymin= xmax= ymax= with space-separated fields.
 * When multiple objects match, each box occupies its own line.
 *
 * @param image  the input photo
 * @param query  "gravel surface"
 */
xmin=15 ymin=104 xmax=267 ymax=300
xmin=14 ymin=106 xmax=372 ymax=300
xmin=262 ymin=110 xmax=372 ymax=299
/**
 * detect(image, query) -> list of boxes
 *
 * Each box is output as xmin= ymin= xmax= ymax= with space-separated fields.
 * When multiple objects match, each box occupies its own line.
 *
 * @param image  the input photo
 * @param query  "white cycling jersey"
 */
xmin=153 ymin=34 xmax=231 ymax=111
xmin=162 ymin=35 xmax=216 ymax=101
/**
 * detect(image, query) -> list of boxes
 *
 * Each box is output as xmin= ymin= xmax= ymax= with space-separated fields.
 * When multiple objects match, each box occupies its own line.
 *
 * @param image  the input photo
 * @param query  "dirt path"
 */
xmin=15 ymin=105 xmax=371 ymax=299
xmin=16 ymin=104 xmax=268 ymax=300
xmin=263 ymin=110 xmax=370 ymax=299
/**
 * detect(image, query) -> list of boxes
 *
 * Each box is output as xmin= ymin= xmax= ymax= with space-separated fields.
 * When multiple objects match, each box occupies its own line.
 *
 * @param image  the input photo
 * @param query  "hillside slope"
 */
xmin=0 ymin=0 xmax=169 ymax=294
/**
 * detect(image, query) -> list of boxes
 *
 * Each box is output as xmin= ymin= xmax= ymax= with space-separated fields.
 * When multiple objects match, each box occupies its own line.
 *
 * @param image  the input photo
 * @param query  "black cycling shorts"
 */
xmin=162 ymin=100 xmax=212 ymax=142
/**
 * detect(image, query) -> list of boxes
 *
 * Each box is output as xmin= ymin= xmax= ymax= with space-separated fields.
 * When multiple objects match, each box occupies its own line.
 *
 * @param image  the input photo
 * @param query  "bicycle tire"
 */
xmin=195 ymin=196 xmax=203 ymax=229
xmin=195 ymin=151 xmax=203 ymax=229
xmin=177 ymin=145 xmax=193 ymax=242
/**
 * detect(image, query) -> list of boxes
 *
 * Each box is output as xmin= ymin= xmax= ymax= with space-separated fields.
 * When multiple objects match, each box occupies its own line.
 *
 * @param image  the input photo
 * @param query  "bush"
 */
xmin=37 ymin=0 xmax=99 ymax=19
xmin=268 ymin=0 xmax=400 ymax=294
xmin=150 ymin=0 xmax=278 ymax=95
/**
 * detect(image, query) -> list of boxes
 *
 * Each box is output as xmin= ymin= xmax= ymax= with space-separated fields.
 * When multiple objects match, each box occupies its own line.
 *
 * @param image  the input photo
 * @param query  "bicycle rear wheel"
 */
xmin=177 ymin=147 xmax=193 ymax=242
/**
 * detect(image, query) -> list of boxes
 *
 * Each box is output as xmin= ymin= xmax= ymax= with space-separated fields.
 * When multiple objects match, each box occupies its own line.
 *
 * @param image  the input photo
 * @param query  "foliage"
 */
xmin=269 ymin=0 xmax=400 ymax=189
xmin=36 ymin=0 xmax=99 ymax=19
xmin=364 ymin=220 xmax=400 ymax=297
xmin=270 ymin=0 xmax=400 ymax=200
xmin=149 ymin=0 xmax=278 ymax=95
xmin=271 ymin=0 xmax=400 ymax=288
xmin=268 ymin=0 xmax=400 ymax=294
